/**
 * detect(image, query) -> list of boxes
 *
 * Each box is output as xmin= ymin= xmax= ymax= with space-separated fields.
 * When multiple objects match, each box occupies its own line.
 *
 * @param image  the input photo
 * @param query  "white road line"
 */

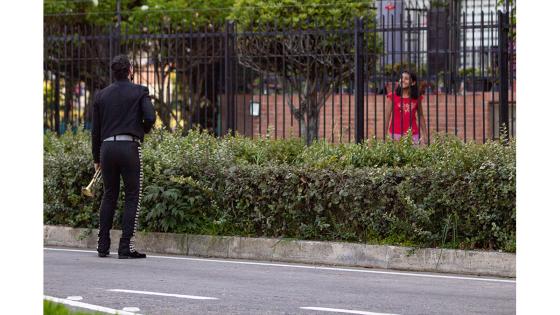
xmin=108 ymin=289 xmax=219 ymax=300
xmin=300 ymin=306 xmax=399 ymax=315
xmin=66 ymin=296 xmax=83 ymax=301
xmin=44 ymin=295 xmax=141 ymax=315
xmin=44 ymin=247 xmax=516 ymax=284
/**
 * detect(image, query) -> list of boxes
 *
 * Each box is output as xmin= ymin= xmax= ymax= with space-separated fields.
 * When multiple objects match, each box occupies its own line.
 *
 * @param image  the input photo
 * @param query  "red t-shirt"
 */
xmin=387 ymin=93 xmax=423 ymax=135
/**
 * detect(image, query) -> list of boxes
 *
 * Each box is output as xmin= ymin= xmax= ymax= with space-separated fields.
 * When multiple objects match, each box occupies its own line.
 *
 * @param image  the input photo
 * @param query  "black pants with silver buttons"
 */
xmin=97 ymin=140 xmax=143 ymax=254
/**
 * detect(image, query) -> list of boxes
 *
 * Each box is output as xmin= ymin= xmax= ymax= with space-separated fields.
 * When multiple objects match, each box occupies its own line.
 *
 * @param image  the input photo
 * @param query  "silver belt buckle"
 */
xmin=104 ymin=135 xmax=137 ymax=142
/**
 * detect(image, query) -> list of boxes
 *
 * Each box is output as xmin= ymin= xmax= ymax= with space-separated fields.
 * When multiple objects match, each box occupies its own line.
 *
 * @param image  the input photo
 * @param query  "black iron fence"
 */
xmin=44 ymin=5 xmax=515 ymax=144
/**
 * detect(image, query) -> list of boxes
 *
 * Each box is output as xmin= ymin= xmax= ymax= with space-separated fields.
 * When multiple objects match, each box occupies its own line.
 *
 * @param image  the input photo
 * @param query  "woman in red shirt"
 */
xmin=384 ymin=71 xmax=428 ymax=144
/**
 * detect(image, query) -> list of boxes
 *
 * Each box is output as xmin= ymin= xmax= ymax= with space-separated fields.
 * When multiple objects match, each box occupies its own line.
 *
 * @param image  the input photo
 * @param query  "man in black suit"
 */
xmin=92 ymin=55 xmax=156 ymax=259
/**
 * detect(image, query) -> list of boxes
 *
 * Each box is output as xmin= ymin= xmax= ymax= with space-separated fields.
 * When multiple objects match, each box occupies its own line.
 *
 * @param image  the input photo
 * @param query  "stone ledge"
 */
xmin=43 ymin=225 xmax=515 ymax=278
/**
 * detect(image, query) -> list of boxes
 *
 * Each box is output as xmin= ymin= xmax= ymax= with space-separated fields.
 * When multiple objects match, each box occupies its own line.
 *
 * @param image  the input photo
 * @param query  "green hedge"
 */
xmin=44 ymin=128 xmax=516 ymax=252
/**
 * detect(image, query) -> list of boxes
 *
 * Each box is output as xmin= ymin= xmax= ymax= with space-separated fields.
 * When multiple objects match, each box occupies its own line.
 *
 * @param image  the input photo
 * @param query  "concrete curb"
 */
xmin=43 ymin=225 xmax=515 ymax=278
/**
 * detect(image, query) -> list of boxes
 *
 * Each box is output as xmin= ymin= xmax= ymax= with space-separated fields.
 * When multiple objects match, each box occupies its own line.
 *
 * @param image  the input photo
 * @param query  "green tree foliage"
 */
xmin=230 ymin=0 xmax=371 ymax=29
xmin=124 ymin=0 xmax=235 ymax=131
xmin=229 ymin=0 xmax=381 ymax=144
xmin=44 ymin=0 xmax=234 ymax=131
xmin=497 ymin=0 xmax=516 ymax=39
xmin=127 ymin=0 xmax=233 ymax=31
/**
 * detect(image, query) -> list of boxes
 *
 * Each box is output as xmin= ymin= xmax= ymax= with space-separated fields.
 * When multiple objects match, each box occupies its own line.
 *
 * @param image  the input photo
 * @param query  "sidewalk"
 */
xmin=43 ymin=225 xmax=515 ymax=278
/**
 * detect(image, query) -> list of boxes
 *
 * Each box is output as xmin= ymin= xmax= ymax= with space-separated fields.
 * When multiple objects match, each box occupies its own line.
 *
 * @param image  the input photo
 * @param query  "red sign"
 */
xmin=385 ymin=3 xmax=396 ymax=11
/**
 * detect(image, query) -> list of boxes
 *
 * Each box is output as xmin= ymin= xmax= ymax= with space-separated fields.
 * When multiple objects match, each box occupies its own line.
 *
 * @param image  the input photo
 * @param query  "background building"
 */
xmin=375 ymin=0 xmax=509 ymax=73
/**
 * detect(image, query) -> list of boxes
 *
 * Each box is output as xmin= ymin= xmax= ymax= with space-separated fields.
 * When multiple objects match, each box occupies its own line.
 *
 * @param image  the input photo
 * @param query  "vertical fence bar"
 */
xmin=509 ymin=6 xmax=515 ymax=138
xmin=322 ymin=48 xmax=327 ymax=141
xmin=490 ymin=11 xmax=496 ymax=140
xmin=434 ymin=9 xmax=440 ymax=134
xmin=331 ymin=65 xmax=335 ymax=142
xmin=364 ymin=15 xmax=369 ymax=141
xmin=173 ymin=24 xmax=179 ymax=129
xmin=371 ymin=14 xmax=377 ymax=141
xmin=465 ymin=10 xmax=471 ymax=142
xmin=108 ymin=24 xmax=113 ymax=83
xmin=55 ymin=25 xmax=62 ymax=135
xmin=339 ymin=23 xmax=344 ymax=142
xmin=498 ymin=11 xmax=509 ymax=140
xmin=229 ymin=22 xmax=237 ymax=134
xmin=274 ymin=21 xmax=279 ymax=140
xmin=232 ymin=23 xmax=238 ymax=136
xmin=481 ymin=10 xmax=486 ymax=143
xmin=62 ymin=25 xmax=69 ymax=133
xmin=134 ymin=25 xmax=138 ymax=90
xmin=424 ymin=4 xmax=431 ymax=144
xmin=282 ymin=29 xmax=287 ymax=139
xmin=225 ymin=21 xmax=232 ymax=133
xmin=208 ymin=27 xmax=214 ymax=133
xmin=471 ymin=10 xmax=476 ymax=142
xmin=407 ymin=11 xmax=413 ymax=140
xmin=167 ymin=27 xmax=173 ymax=129
xmin=49 ymin=26 xmax=55 ymax=131
xmin=115 ymin=0 xmax=121 ymax=51
xmin=188 ymin=19 xmax=194 ymax=131
xmin=265 ymin=62 xmax=270 ymax=137
xmin=259 ymin=38 xmax=263 ymax=137
xmin=390 ymin=13 xmax=396 ymax=140
xmin=346 ymin=20 xmax=351 ymax=142
xmin=381 ymin=14 xmax=387 ymax=141
xmin=77 ymin=25 xmax=82 ymax=127
xmin=452 ymin=2 xmax=459 ymax=141
xmin=43 ymin=25 xmax=48 ymax=132
xmin=180 ymin=21 xmax=186 ymax=130
xmin=244 ymin=45 xmax=249 ymax=137
xmin=201 ymin=25 xmax=207 ymax=132
xmin=69 ymin=25 xmax=75 ymax=131
xmin=398 ymin=10 xmax=403 ymax=138
xmin=354 ymin=17 xmax=365 ymax=144
xmin=84 ymin=24 xmax=90 ymax=130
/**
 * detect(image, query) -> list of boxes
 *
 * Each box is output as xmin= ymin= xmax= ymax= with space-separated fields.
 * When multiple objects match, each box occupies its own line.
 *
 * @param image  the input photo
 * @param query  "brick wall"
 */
xmin=222 ymin=91 xmax=516 ymax=143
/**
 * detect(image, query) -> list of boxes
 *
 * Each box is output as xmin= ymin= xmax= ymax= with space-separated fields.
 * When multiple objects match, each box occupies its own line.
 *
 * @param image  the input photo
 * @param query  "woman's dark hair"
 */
xmin=110 ymin=55 xmax=131 ymax=80
xmin=395 ymin=70 xmax=420 ymax=100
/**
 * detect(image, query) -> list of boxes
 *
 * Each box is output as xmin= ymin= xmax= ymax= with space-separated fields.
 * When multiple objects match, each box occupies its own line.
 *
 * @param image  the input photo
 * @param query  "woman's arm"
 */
xmin=384 ymin=97 xmax=393 ymax=137
xmin=417 ymin=99 xmax=428 ymax=143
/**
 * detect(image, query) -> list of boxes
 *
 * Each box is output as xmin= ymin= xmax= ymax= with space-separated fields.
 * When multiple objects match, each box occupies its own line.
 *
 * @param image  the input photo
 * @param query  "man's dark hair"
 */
xmin=111 ymin=55 xmax=131 ymax=80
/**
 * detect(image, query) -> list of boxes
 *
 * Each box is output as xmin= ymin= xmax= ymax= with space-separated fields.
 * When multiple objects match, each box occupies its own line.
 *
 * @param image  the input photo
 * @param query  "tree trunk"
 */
xmin=64 ymin=78 xmax=74 ymax=133
xmin=305 ymin=112 xmax=319 ymax=145
xmin=303 ymin=89 xmax=320 ymax=145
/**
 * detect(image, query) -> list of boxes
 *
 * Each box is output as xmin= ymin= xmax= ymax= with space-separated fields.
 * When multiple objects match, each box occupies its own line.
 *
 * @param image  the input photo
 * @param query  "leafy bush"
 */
xmin=44 ymin=128 xmax=516 ymax=251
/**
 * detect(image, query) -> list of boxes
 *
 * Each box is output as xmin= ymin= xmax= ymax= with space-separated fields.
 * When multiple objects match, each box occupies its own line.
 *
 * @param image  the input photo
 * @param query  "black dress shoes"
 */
xmin=118 ymin=250 xmax=147 ymax=259
xmin=98 ymin=251 xmax=110 ymax=257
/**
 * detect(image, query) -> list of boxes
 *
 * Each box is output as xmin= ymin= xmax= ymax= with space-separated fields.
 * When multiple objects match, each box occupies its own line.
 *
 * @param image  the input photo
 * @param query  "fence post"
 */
xmin=115 ymin=0 xmax=122 ymax=52
xmin=108 ymin=24 xmax=113 ymax=82
xmin=54 ymin=72 xmax=61 ymax=135
xmin=498 ymin=11 xmax=509 ymax=140
xmin=354 ymin=17 xmax=365 ymax=144
xmin=225 ymin=21 xmax=235 ymax=134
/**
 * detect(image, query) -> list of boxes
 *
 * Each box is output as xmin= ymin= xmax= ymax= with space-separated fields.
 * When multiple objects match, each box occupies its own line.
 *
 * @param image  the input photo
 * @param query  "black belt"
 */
xmin=103 ymin=135 xmax=140 ymax=143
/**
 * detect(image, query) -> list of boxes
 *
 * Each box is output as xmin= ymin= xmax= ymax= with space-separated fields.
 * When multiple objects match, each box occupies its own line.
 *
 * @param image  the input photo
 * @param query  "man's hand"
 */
xmin=94 ymin=163 xmax=101 ymax=172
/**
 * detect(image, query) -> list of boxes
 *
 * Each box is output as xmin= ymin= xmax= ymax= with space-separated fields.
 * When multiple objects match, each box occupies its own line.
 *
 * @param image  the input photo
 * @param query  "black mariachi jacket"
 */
xmin=91 ymin=79 xmax=156 ymax=163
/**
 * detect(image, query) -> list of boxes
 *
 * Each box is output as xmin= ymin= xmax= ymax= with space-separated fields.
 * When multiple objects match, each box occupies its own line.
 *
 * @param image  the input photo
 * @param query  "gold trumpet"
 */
xmin=82 ymin=169 xmax=102 ymax=197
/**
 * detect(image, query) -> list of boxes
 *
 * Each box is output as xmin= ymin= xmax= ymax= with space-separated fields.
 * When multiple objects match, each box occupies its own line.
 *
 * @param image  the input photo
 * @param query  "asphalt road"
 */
xmin=44 ymin=247 xmax=515 ymax=315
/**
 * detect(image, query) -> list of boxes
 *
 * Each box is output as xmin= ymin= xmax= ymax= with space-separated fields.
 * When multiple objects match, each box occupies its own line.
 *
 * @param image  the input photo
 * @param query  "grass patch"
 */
xmin=44 ymin=300 xmax=105 ymax=315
